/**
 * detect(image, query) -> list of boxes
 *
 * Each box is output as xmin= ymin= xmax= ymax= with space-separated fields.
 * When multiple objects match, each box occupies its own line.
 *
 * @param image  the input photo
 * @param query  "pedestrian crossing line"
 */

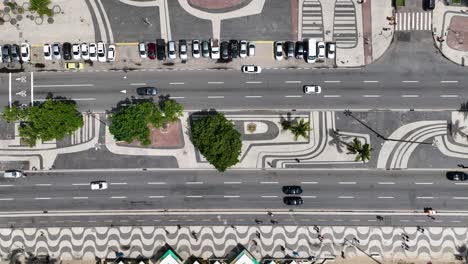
xmin=301 ymin=0 xmax=324 ymax=40
xmin=333 ymin=0 xmax=357 ymax=48
xmin=396 ymin=12 xmax=432 ymax=31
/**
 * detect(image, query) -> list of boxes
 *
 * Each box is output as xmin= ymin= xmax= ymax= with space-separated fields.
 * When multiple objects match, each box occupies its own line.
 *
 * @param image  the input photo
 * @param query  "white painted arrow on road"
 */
xmin=120 ymin=90 xmax=127 ymax=94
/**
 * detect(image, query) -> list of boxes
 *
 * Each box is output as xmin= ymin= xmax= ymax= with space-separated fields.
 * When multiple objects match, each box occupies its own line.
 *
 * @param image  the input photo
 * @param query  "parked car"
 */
xmin=327 ymin=42 xmax=336 ymax=59
xmin=423 ymin=0 xmax=435 ymax=10
xmin=248 ymin=42 xmax=255 ymax=56
xmin=192 ymin=39 xmax=201 ymax=58
xmin=168 ymin=40 xmax=176 ymax=59
xmin=447 ymin=171 xmax=468 ymax=181
xmin=295 ymin=41 xmax=304 ymax=59
xmin=97 ymin=41 xmax=106 ymax=62
xmin=10 ymin=44 xmax=20 ymax=62
xmin=2 ymin=44 xmax=11 ymax=63
xmin=241 ymin=65 xmax=262 ymax=74
xmin=52 ymin=43 xmax=61 ymax=60
xmin=303 ymin=85 xmax=322 ymax=94
xmin=229 ymin=40 xmax=239 ymax=59
xmin=282 ymin=186 xmax=303 ymax=195
xmin=306 ymin=39 xmax=317 ymax=63
xmin=107 ymin=44 xmax=116 ymax=61
xmin=147 ymin=42 xmax=156 ymax=60
xmin=221 ymin=41 xmax=230 ymax=60
xmin=3 ymin=169 xmax=23 ymax=178
xmin=156 ymin=39 xmax=166 ymax=60
xmin=20 ymin=43 xmax=30 ymax=62
xmin=139 ymin=42 xmax=147 ymax=59
xmin=89 ymin=43 xmax=97 ymax=61
xmin=239 ymin=40 xmax=248 ymax=58
xmin=81 ymin=43 xmax=90 ymax=60
xmin=65 ymin=62 xmax=84 ymax=70
xmin=62 ymin=42 xmax=72 ymax=60
xmin=71 ymin=44 xmax=80 ymax=60
xmin=137 ymin=87 xmax=158 ymax=96
xmin=201 ymin=40 xmax=210 ymax=58
xmin=286 ymin=41 xmax=294 ymax=58
xmin=274 ymin=41 xmax=283 ymax=61
xmin=210 ymin=38 xmax=220 ymax=59
xmin=283 ymin=196 xmax=303 ymax=205
xmin=317 ymin=41 xmax=326 ymax=59
xmin=43 ymin=44 xmax=52 ymax=60
xmin=90 ymin=181 xmax=108 ymax=190
xmin=179 ymin=40 xmax=188 ymax=60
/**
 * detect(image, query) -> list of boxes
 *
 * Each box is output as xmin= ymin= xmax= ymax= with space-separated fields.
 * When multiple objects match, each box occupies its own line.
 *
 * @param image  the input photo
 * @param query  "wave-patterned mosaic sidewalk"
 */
xmin=0 ymin=226 xmax=463 ymax=262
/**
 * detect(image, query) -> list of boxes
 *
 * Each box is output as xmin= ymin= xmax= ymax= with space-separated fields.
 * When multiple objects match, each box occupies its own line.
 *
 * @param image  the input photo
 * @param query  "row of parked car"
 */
xmin=274 ymin=40 xmax=335 ymax=63
xmin=1 ymin=43 xmax=30 ymax=63
xmin=138 ymin=39 xmax=256 ymax=61
xmin=42 ymin=42 xmax=116 ymax=62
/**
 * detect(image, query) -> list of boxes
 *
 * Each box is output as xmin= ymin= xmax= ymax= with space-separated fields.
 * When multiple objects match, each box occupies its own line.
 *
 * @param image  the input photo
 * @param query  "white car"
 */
xmin=89 ymin=43 xmax=97 ymax=61
xmin=97 ymin=41 xmax=106 ymax=62
xmin=248 ymin=42 xmax=255 ymax=56
xmin=52 ymin=43 xmax=61 ymax=60
xmin=274 ymin=41 xmax=283 ymax=61
xmin=138 ymin=42 xmax=147 ymax=59
xmin=43 ymin=44 xmax=52 ymax=60
xmin=179 ymin=40 xmax=188 ymax=60
xmin=3 ymin=170 xmax=23 ymax=178
xmin=107 ymin=44 xmax=116 ymax=61
xmin=72 ymin=43 xmax=81 ymax=60
xmin=20 ymin=43 xmax=30 ymax=62
xmin=210 ymin=38 xmax=220 ymax=59
xmin=168 ymin=41 xmax=176 ymax=60
xmin=192 ymin=39 xmax=200 ymax=58
xmin=81 ymin=43 xmax=89 ymax=60
xmin=327 ymin=42 xmax=336 ymax=59
xmin=317 ymin=41 xmax=326 ymax=59
xmin=241 ymin=65 xmax=262 ymax=74
xmin=303 ymin=85 xmax=322 ymax=94
xmin=90 ymin=181 xmax=108 ymax=190
xmin=239 ymin=40 xmax=247 ymax=58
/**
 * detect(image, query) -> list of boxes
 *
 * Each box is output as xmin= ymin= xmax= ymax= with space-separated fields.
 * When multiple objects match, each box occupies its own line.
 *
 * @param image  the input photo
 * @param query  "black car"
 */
xmin=282 ymin=185 xmax=303 ymax=195
xmin=11 ymin=44 xmax=20 ymax=62
xmin=221 ymin=41 xmax=230 ymax=60
xmin=295 ymin=41 xmax=304 ymax=59
xmin=423 ymin=0 xmax=434 ymax=10
xmin=446 ymin=171 xmax=468 ymax=181
xmin=137 ymin=87 xmax=158 ymax=96
xmin=2 ymin=44 xmax=11 ymax=63
xmin=156 ymin=39 xmax=166 ymax=61
xmin=62 ymin=42 xmax=72 ymax=60
xmin=285 ymin=41 xmax=294 ymax=58
xmin=283 ymin=196 xmax=303 ymax=206
xmin=229 ymin=40 xmax=239 ymax=59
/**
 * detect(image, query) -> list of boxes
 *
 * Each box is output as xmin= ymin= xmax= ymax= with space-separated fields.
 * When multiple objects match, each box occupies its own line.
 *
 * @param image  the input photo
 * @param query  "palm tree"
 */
xmin=346 ymin=137 xmax=373 ymax=162
xmin=288 ymin=119 xmax=311 ymax=141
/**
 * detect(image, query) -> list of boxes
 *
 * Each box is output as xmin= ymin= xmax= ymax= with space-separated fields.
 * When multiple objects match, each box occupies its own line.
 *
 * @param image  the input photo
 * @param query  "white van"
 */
xmin=306 ymin=39 xmax=317 ymax=63
xmin=3 ymin=170 xmax=23 ymax=178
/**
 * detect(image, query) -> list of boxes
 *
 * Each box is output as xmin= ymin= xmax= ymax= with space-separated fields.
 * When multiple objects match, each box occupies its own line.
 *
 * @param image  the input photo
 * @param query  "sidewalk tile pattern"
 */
xmin=396 ymin=12 xmax=432 ymax=31
xmin=301 ymin=0 xmax=324 ymax=40
xmin=333 ymin=0 xmax=358 ymax=48
xmin=71 ymin=115 xmax=94 ymax=145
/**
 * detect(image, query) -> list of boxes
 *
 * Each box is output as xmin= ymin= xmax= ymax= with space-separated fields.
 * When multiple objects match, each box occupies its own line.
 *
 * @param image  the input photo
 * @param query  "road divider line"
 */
xmin=110 ymin=196 xmax=127 ymax=199
xmin=363 ymin=81 xmax=379 ymax=83
xmin=417 ymin=197 xmax=434 ymax=199
xmin=285 ymin=95 xmax=302 ymax=98
xmin=440 ymin=81 xmax=458 ymax=83
xmin=261 ymin=195 xmax=278 ymax=198
xmin=245 ymin=95 xmax=263 ymax=98
xmin=130 ymin=83 xmax=146 ymax=86
xmin=363 ymin=95 xmax=381 ymax=98
xmin=224 ymin=182 xmax=242 ymax=184
xmin=208 ymin=82 xmax=224 ymax=84
xmin=169 ymin=82 xmax=185 ymax=85
xmin=207 ymin=96 xmax=224 ymax=99
xmin=401 ymin=95 xmax=419 ymax=98
xmin=338 ymin=196 xmax=354 ymax=199
xmin=324 ymin=81 xmax=341 ymax=83
xmin=34 ymin=84 xmax=95 ymax=87
xmin=35 ymin=197 xmax=51 ymax=200
xmin=414 ymin=182 xmax=433 ymax=185
xmin=339 ymin=182 xmax=356 ymax=185
xmin=440 ymin=95 xmax=459 ymax=98
xmin=260 ymin=181 xmax=279 ymax=184
xmin=246 ymin=81 xmax=262 ymax=84
xmin=378 ymin=182 xmax=395 ymax=185
xmin=323 ymin=95 xmax=341 ymax=98
xmin=148 ymin=196 xmax=165 ymax=198
xmin=285 ymin=81 xmax=301 ymax=83
xmin=223 ymin=195 xmax=240 ymax=198
xmin=73 ymin=197 xmax=88 ymax=199
xmin=402 ymin=81 xmax=419 ymax=83
xmin=186 ymin=195 xmax=203 ymax=198
xmin=185 ymin=181 xmax=203 ymax=184
xmin=148 ymin=182 xmax=166 ymax=185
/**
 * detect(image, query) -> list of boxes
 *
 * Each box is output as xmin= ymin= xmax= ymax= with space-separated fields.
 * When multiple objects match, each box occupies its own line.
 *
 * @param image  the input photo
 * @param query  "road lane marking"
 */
xmin=338 ymin=196 xmax=354 ymax=199
xmin=130 ymin=83 xmax=146 ymax=86
xmin=453 ymin=197 xmax=468 ymax=200
xmin=0 ymin=185 xmax=13 ymax=187
xmin=169 ymin=96 xmax=185 ymax=99
xmin=415 ymin=220 xmax=425 ymax=222
xmin=72 ymin=183 xmax=88 ymax=186
xmin=323 ymin=95 xmax=341 ymax=98
xmin=110 ymin=196 xmax=127 ymax=199
xmin=148 ymin=196 xmax=165 ymax=198
xmin=452 ymin=220 xmax=461 ymax=223
xmin=260 ymin=181 xmax=279 ymax=184
xmin=363 ymin=81 xmax=379 ymax=83
xmin=208 ymin=82 xmax=224 ymax=84
xmin=169 ymin=82 xmax=185 ymax=85
xmin=35 ymin=98 xmax=96 ymax=101
xmin=285 ymin=81 xmax=301 ymax=83
xmin=400 ymin=220 xmax=410 ymax=222
xmin=302 ymin=196 xmax=317 ymax=198
xmin=378 ymin=182 xmax=395 ymax=185
xmin=414 ymin=182 xmax=433 ymax=185
xmin=285 ymin=95 xmax=302 ymax=98
xmin=35 ymin=184 xmax=52 ymax=186
xmin=34 ymin=84 xmax=95 ymax=87
xmin=454 ymin=182 xmax=468 ymax=185
xmin=440 ymin=95 xmax=459 ymax=98
xmin=246 ymin=81 xmax=262 ymax=84
xmin=378 ymin=196 xmax=394 ymax=199
xmin=207 ymin=96 xmax=224 ymax=98
xmin=301 ymin=181 xmax=318 ymax=184
xmin=223 ymin=195 xmax=240 ymax=198
xmin=245 ymin=95 xmax=263 ymax=98
xmin=417 ymin=196 xmax=434 ymax=199
xmin=367 ymin=219 xmax=376 ymax=222
xmin=401 ymin=95 xmax=420 ymax=98
xmin=335 ymin=219 xmax=344 ymax=222
xmin=224 ymin=182 xmax=242 ymax=184
xmin=0 ymin=198 xmax=14 ymax=201
xmin=440 ymin=80 xmax=458 ymax=83
xmin=185 ymin=181 xmax=203 ymax=184
xmin=35 ymin=197 xmax=51 ymax=200
xmin=363 ymin=95 xmax=381 ymax=98
xmin=261 ymin=195 xmax=278 ymax=198
xmin=324 ymin=80 xmax=341 ymax=83
xmin=110 ymin=182 xmax=127 ymax=185
xmin=402 ymin=81 xmax=419 ymax=83
xmin=339 ymin=182 xmax=356 ymax=184
xmin=73 ymin=197 xmax=88 ymax=199
xmin=186 ymin=195 xmax=203 ymax=198
xmin=148 ymin=182 xmax=166 ymax=185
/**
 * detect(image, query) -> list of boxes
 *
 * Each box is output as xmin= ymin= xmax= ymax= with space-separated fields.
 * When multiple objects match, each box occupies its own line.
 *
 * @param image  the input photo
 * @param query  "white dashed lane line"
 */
xmin=185 ymin=181 xmax=203 ymax=184
xmin=261 ymin=195 xmax=278 ymax=198
xmin=35 ymin=197 xmax=51 ymax=200
xmin=417 ymin=196 xmax=434 ymax=199
xmin=35 ymin=184 xmax=52 ymax=186
xmin=378 ymin=182 xmax=395 ymax=185
xmin=208 ymin=82 xmax=224 ymax=84
xmin=363 ymin=81 xmax=379 ymax=83
xmin=301 ymin=181 xmax=318 ymax=184
xmin=285 ymin=95 xmax=302 ymax=98
xmin=324 ymin=80 xmax=341 ymax=83
xmin=73 ymin=197 xmax=88 ymax=199
xmin=338 ymin=196 xmax=354 ymax=199
xmin=0 ymin=185 xmax=13 ymax=187
xmin=110 ymin=182 xmax=127 ymax=185
xmin=245 ymin=95 xmax=263 ymax=98
xmin=401 ymin=95 xmax=420 ymax=98
xmin=186 ymin=195 xmax=203 ymax=198
xmin=415 ymin=182 xmax=433 ymax=185
xmin=246 ymin=81 xmax=262 ymax=84
xmin=148 ymin=196 xmax=165 ymax=198
xmin=0 ymin=198 xmax=14 ymax=201
xmin=148 ymin=182 xmax=166 ymax=185
xmin=260 ymin=181 xmax=279 ymax=184
xmin=169 ymin=96 xmax=185 ymax=99
xmin=440 ymin=80 xmax=458 ymax=83
xmin=223 ymin=195 xmax=240 ymax=198
xmin=130 ymin=83 xmax=146 ymax=86
xmin=285 ymin=81 xmax=301 ymax=83
xmin=378 ymin=196 xmax=394 ymax=199
xmin=169 ymin=82 xmax=185 ymax=85
xmin=440 ymin=95 xmax=459 ymax=98
xmin=402 ymin=81 xmax=419 ymax=83
xmin=453 ymin=197 xmax=468 ymax=200
xmin=363 ymin=95 xmax=381 ymax=98
xmin=110 ymin=196 xmax=127 ymax=199
xmin=302 ymin=196 xmax=317 ymax=198
xmin=207 ymin=96 xmax=224 ymax=99
xmin=339 ymin=182 xmax=356 ymax=185
xmin=72 ymin=183 xmax=88 ymax=186
xmin=224 ymin=181 xmax=242 ymax=184
xmin=323 ymin=95 xmax=341 ymax=98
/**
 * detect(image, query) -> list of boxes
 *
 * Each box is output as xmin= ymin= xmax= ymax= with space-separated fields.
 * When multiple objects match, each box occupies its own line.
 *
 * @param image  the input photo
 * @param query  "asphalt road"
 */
xmin=1 ymin=169 xmax=468 ymax=228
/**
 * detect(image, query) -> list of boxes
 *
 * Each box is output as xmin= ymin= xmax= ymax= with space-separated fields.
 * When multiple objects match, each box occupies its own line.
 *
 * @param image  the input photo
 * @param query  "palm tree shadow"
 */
xmin=449 ymin=120 xmax=468 ymax=140
xmin=328 ymin=129 xmax=350 ymax=153
xmin=279 ymin=112 xmax=298 ymax=130
xmin=459 ymin=102 xmax=468 ymax=120
xmin=454 ymin=244 xmax=467 ymax=262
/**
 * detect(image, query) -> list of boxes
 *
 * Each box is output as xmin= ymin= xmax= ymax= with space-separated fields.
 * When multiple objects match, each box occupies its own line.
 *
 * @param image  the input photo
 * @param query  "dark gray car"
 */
xmin=2 ymin=44 xmax=11 ymax=63
xmin=11 ymin=44 xmax=20 ymax=62
xmin=286 ymin=41 xmax=294 ymax=58
xmin=137 ymin=87 xmax=158 ymax=96
xmin=201 ymin=41 xmax=210 ymax=58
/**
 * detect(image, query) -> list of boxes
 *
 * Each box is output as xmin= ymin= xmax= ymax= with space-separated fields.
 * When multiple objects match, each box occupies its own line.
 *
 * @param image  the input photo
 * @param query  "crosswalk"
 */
xmin=396 ymin=12 xmax=432 ymax=31
xmin=71 ymin=114 xmax=94 ymax=145
xmin=301 ymin=0 xmax=324 ymax=40
xmin=333 ymin=0 xmax=358 ymax=48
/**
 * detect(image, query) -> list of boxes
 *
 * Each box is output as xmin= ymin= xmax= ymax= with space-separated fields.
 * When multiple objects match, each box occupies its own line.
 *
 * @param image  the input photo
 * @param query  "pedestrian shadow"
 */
xmin=454 ymin=244 xmax=467 ymax=262
xmin=279 ymin=112 xmax=297 ymax=130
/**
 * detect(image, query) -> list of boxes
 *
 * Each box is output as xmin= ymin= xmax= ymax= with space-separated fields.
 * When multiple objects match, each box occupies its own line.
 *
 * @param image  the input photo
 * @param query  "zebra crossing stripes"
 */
xmin=396 ymin=12 xmax=432 ymax=31
xmin=301 ymin=0 xmax=324 ymax=40
xmin=71 ymin=114 xmax=94 ymax=145
xmin=333 ymin=0 xmax=358 ymax=48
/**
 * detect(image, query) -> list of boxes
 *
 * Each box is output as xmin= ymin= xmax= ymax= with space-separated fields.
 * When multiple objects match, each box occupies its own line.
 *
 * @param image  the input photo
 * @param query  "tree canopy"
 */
xmin=2 ymin=99 xmax=83 ymax=147
xmin=191 ymin=113 xmax=242 ymax=172
xmin=288 ymin=118 xmax=310 ymax=141
xmin=347 ymin=137 xmax=373 ymax=162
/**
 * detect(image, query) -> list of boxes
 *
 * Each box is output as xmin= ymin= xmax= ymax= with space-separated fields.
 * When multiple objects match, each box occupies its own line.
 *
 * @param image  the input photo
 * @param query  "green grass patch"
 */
xmin=396 ymin=0 xmax=405 ymax=6
xmin=452 ymin=0 xmax=461 ymax=4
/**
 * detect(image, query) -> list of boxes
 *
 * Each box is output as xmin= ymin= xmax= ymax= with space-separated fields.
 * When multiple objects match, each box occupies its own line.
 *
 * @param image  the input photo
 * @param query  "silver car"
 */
xmin=52 ymin=43 xmax=61 ymax=60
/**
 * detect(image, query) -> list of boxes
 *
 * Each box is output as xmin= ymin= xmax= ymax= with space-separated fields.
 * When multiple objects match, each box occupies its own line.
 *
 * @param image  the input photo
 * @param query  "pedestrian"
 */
xmin=292 ymin=251 xmax=299 ymax=257
xmin=313 ymin=225 xmax=320 ymax=233
xmin=271 ymin=219 xmax=278 ymax=225
xmin=231 ymin=225 xmax=236 ymax=230
xmin=254 ymin=219 xmax=263 ymax=224
xmin=295 ymin=158 xmax=300 ymax=163
xmin=341 ymin=251 xmax=345 ymax=258
xmin=268 ymin=211 xmax=274 ymax=217
xmin=353 ymin=238 xmax=360 ymax=244
xmin=280 ymin=245 xmax=286 ymax=251
xmin=417 ymin=226 xmax=425 ymax=233
xmin=256 ymin=230 xmax=261 ymax=239
xmin=317 ymin=235 xmax=324 ymax=241
xmin=252 ymin=240 xmax=258 ymax=246
xmin=376 ymin=215 xmax=384 ymax=221
xmin=177 ymin=224 xmax=181 ymax=230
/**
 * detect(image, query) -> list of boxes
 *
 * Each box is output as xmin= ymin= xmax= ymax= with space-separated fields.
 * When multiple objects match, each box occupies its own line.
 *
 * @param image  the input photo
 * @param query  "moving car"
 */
xmin=3 ymin=170 xmax=23 ymax=178
xmin=201 ymin=40 xmax=210 ymax=58
xmin=64 ymin=62 xmax=84 ymax=70
xmin=274 ymin=41 xmax=283 ymax=61
xmin=20 ymin=43 xmax=30 ymax=62
xmin=446 ymin=171 xmax=468 ymax=181
xmin=229 ymin=40 xmax=239 ymax=59
xmin=89 ymin=43 xmax=97 ymax=61
xmin=11 ymin=44 xmax=20 ymax=62
xmin=210 ymin=38 xmax=220 ymax=59
xmin=303 ymin=85 xmax=322 ymax=94
xmin=90 ymin=181 xmax=108 ymax=190
xmin=239 ymin=40 xmax=247 ymax=58
xmin=317 ymin=41 xmax=326 ymax=59
xmin=97 ymin=41 xmax=106 ymax=62
xmin=147 ymin=42 xmax=156 ymax=60
xmin=72 ymin=43 xmax=81 ymax=60
xmin=179 ymin=40 xmax=188 ymax=60
xmin=81 ymin=43 xmax=90 ymax=60
xmin=306 ymin=39 xmax=316 ymax=63
xmin=107 ymin=44 xmax=116 ymax=62
xmin=192 ymin=39 xmax=200 ymax=58
xmin=43 ymin=44 xmax=52 ymax=60
xmin=282 ymin=186 xmax=303 ymax=195
xmin=283 ymin=196 xmax=303 ymax=205
xmin=295 ymin=41 xmax=304 ymax=59
xmin=52 ymin=43 xmax=61 ymax=60
xmin=62 ymin=42 xmax=72 ymax=61
xmin=221 ymin=41 xmax=230 ymax=60
xmin=137 ymin=87 xmax=158 ymax=96
xmin=286 ymin=41 xmax=294 ymax=58
xmin=139 ymin=42 xmax=147 ymax=59
xmin=248 ymin=42 xmax=255 ymax=56
xmin=168 ymin=40 xmax=176 ymax=60
xmin=241 ymin=65 xmax=262 ymax=74
xmin=327 ymin=42 xmax=336 ymax=59
xmin=2 ymin=44 xmax=11 ymax=63
xmin=156 ymin=39 xmax=166 ymax=60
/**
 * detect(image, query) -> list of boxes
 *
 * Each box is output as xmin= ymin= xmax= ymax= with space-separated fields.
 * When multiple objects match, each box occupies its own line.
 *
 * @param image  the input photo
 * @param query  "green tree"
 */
xmin=2 ymin=99 xmax=83 ymax=147
xmin=161 ymin=99 xmax=184 ymax=123
xmin=346 ymin=137 xmax=373 ymax=162
xmin=29 ymin=0 xmax=53 ymax=17
xmin=191 ymin=113 xmax=242 ymax=172
xmin=109 ymin=102 xmax=154 ymax=145
xmin=288 ymin=118 xmax=310 ymax=141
